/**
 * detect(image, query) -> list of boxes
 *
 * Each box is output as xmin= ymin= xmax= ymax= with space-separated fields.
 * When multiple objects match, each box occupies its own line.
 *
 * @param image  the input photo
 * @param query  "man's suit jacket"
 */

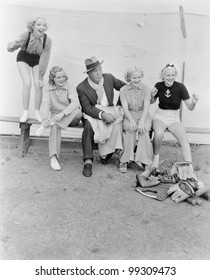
xmin=77 ymin=73 xmax=126 ymax=119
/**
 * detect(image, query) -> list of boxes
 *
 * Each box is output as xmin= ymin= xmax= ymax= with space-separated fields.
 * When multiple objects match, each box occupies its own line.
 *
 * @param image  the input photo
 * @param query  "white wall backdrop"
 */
xmin=1 ymin=1 xmax=210 ymax=138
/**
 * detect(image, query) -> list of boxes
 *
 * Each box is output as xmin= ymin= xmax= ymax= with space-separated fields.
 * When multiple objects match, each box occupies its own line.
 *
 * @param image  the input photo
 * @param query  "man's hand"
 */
xmin=101 ymin=112 xmax=117 ymax=124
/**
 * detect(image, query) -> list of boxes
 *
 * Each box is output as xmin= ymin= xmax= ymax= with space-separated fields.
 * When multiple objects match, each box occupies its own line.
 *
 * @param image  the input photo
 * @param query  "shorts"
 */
xmin=17 ymin=50 xmax=40 ymax=67
xmin=153 ymin=108 xmax=180 ymax=127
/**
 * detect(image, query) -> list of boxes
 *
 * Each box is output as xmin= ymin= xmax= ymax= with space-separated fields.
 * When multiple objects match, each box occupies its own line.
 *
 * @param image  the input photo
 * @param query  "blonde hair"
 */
xmin=26 ymin=15 xmax=48 ymax=32
xmin=160 ymin=64 xmax=177 ymax=80
xmin=124 ymin=66 xmax=144 ymax=83
xmin=49 ymin=66 xmax=68 ymax=86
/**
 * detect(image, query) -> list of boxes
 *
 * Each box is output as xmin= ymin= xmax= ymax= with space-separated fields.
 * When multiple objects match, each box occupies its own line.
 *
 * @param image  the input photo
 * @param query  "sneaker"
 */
xmin=119 ymin=162 xmax=127 ymax=173
xmin=50 ymin=156 xmax=61 ymax=171
xmin=36 ymin=124 xmax=45 ymax=137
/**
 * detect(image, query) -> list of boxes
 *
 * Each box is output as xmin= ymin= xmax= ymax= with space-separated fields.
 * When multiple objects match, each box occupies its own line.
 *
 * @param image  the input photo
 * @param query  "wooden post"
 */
xmin=19 ymin=122 xmax=32 ymax=157
xmin=179 ymin=6 xmax=186 ymax=121
xmin=179 ymin=5 xmax=187 ymax=38
xmin=179 ymin=62 xmax=185 ymax=121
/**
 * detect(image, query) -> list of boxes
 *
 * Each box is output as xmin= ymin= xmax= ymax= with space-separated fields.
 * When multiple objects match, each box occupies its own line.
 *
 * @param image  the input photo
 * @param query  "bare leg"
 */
xmin=17 ymin=61 xmax=32 ymax=110
xmin=168 ymin=122 xmax=192 ymax=162
xmin=32 ymin=65 xmax=43 ymax=110
xmin=151 ymin=119 xmax=167 ymax=167
xmin=152 ymin=119 xmax=167 ymax=155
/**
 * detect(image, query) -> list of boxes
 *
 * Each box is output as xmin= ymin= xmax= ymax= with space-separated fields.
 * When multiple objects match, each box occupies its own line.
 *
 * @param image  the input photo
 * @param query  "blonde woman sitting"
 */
xmin=119 ymin=66 xmax=153 ymax=173
xmin=151 ymin=64 xmax=199 ymax=168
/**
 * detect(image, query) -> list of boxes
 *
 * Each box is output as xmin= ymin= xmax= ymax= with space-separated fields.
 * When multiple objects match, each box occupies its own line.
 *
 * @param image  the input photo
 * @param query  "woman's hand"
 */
xmin=151 ymin=87 xmax=158 ymax=98
xmin=137 ymin=119 xmax=146 ymax=134
xmin=54 ymin=112 xmax=65 ymax=121
xmin=127 ymin=119 xmax=137 ymax=133
xmin=7 ymin=41 xmax=17 ymax=52
xmin=42 ymin=118 xmax=51 ymax=128
xmin=192 ymin=94 xmax=199 ymax=105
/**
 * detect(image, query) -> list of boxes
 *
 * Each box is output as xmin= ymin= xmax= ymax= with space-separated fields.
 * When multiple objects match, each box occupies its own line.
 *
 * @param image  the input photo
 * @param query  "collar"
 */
xmin=48 ymin=83 xmax=68 ymax=91
xmin=127 ymin=83 xmax=143 ymax=90
xmin=30 ymin=32 xmax=44 ymax=43
xmin=87 ymin=76 xmax=104 ymax=90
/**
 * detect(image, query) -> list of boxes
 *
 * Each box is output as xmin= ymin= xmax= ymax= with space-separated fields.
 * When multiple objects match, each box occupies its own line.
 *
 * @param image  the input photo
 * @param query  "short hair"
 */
xmin=26 ymin=15 xmax=48 ymax=32
xmin=49 ymin=66 xmax=68 ymax=86
xmin=160 ymin=64 xmax=177 ymax=80
xmin=124 ymin=66 xmax=144 ymax=83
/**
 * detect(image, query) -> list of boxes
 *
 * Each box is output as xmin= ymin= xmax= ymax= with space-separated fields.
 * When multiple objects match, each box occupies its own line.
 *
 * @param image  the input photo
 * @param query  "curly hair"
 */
xmin=124 ymin=66 xmax=144 ymax=83
xmin=160 ymin=64 xmax=177 ymax=80
xmin=49 ymin=66 xmax=68 ymax=86
xmin=26 ymin=15 xmax=48 ymax=32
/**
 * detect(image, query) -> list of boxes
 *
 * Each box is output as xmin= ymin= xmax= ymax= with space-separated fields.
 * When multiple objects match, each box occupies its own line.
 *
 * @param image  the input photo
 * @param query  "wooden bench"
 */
xmin=1 ymin=116 xmax=210 ymax=157
xmin=0 ymin=116 xmax=89 ymax=157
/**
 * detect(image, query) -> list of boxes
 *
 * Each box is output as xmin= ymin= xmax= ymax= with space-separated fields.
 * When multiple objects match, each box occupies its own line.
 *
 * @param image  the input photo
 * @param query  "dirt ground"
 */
xmin=0 ymin=136 xmax=210 ymax=260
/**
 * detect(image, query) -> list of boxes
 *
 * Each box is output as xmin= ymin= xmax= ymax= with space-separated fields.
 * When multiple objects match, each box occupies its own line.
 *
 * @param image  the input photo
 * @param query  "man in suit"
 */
xmin=77 ymin=56 xmax=126 ymax=177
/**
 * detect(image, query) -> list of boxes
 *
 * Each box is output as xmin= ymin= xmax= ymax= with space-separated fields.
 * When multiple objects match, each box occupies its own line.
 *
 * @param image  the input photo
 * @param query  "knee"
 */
xmin=70 ymin=109 xmax=82 ymax=126
xmin=75 ymin=109 xmax=82 ymax=120
xmin=23 ymin=80 xmax=31 ymax=91
xmin=153 ymin=129 xmax=164 ymax=139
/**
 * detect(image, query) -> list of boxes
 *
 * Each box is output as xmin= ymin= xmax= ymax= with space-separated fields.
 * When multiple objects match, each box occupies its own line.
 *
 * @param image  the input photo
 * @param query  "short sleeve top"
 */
xmin=120 ymin=83 xmax=151 ymax=112
xmin=154 ymin=81 xmax=190 ymax=110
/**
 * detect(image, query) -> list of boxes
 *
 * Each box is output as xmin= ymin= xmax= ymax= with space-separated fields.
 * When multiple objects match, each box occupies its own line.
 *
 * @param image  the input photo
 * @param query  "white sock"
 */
xmin=153 ymin=154 xmax=159 ymax=160
xmin=20 ymin=110 xmax=29 ymax=122
xmin=84 ymin=159 xmax=92 ymax=165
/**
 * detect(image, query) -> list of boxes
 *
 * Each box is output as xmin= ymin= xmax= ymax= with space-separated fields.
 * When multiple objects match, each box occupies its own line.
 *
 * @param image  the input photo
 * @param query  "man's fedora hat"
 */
xmin=84 ymin=56 xmax=104 ymax=73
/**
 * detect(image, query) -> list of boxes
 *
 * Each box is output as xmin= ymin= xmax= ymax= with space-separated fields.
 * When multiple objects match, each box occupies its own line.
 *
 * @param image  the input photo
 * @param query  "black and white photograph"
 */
xmin=0 ymin=0 xmax=210 ymax=278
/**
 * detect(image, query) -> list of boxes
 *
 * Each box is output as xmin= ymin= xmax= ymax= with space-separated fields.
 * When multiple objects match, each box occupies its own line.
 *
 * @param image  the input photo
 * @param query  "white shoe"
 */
xmin=50 ymin=156 xmax=61 ymax=171
xmin=151 ymin=155 xmax=159 ymax=169
xmin=35 ymin=125 xmax=45 ymax=137
xmin=35 ymin=110 xmax=42 ymax=122
xmin=20 ymin=111 xmax=29 ymax=122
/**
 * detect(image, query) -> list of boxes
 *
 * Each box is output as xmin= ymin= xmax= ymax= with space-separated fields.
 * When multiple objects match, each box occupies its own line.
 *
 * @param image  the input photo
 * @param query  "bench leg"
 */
xmin=19 ymin=122 xmax=32 ymax=157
